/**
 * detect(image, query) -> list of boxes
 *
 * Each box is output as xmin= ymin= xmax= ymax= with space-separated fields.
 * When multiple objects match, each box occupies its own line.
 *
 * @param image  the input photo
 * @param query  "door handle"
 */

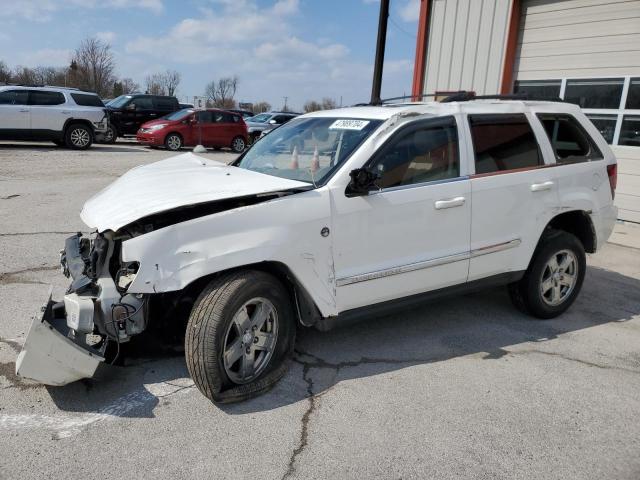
xmin=434 ymin=196 xmax=466 ymax=210
xmin=61 ymin=110 xmax=71 ymax=114
xmin=530 ymin=181 xmax=554 ymax=192
xmin=19 ymin=109 xmax=29 ymax=113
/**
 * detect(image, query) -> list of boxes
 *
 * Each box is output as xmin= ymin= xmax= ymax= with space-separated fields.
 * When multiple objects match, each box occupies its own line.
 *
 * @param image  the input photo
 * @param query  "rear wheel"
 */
xmin=231 ymin=136 xmax=246 ymax=153
xmin=165 ymin=133 xmax=182 ymax=151
xmin=509 ymin=230 xmax=586 ymax=319
xmin=185 ymin=270 xmax=295 ymax=403
xmin=65 ymin=123 xmax=93 ymax=150
xmin=102 ymin=125 xmax=117 ymax=144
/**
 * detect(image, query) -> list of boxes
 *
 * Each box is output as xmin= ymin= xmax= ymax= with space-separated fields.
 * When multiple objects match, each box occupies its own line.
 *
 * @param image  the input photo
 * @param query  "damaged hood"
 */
xmin=81 ymin=152 xmax=311 ymax=232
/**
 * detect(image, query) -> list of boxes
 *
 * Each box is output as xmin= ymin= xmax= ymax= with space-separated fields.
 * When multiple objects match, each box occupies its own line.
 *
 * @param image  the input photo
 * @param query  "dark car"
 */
xmin=227 ymin=109 xmax=254 ymax=119
xmin=103 ymin=94 xmax=180 ymax=143
xmin=136 ymin=108 xmax=248 ymax=152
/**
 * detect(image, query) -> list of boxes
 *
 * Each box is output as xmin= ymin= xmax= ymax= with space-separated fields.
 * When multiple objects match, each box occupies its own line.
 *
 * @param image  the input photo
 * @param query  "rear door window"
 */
xmin=0 ymin=89 xmax=29 ymax=105
xmin=536 ymin=114 xmax=603 ymax=163
xmin=154 ymin=97 xmax=177 ymax=110
xmin=468 ymin=114 xmax=542 ymax=174
xmin=71 ymin=93 xmax=104 ymax=107
xmin=130 ymin=97 xmax=153 ymax=110
xmin=28 ymin=90 xmax=65 ymax=106
xmin=196 ymin=111 xmax=214 ymax=123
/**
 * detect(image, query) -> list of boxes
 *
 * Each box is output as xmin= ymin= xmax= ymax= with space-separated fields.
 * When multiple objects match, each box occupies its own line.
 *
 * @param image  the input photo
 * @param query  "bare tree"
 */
xmin=321 ymin=97 xmax=337 ymax=110
xmin=205 ymin=76 xmax=238 ymax=109
xmin=0 ymin=61 xmax=11 ymax=84
xmin=144 ymin=73 xmax=164 ymax=95
xmin=72 ymin=37 xmax=116 ymax=96
xmin=252 ymin=101 xmax=271 ymax=113
xmin=304 ymin=97 xmax=337 ymax=113
xmin=120 ymin=77 xmax=139 ymax=94
xmin=160 ymin=69 xmax=181 ymax=96
xmin=303 ymin=100 xmax=322 ymax=113
xmin=12 ymin=66 xmax=37 ymax=85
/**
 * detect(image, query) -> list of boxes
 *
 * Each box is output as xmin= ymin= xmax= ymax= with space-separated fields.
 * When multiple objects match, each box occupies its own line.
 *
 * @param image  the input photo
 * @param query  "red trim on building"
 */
xmin=500 ymin=0 xmax=522 ymax=94
xmin=411 ymin=0 xmax=431 ymax=100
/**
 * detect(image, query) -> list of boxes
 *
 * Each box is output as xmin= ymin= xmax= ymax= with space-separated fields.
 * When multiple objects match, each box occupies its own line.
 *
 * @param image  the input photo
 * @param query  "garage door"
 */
xmin=513 ymin=0 xmax=640 ymax=223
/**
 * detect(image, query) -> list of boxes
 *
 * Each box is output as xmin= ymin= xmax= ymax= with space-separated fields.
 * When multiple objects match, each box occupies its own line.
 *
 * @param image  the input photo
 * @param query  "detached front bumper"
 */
xmin=15 ymin=288 xmax=104 ymax=386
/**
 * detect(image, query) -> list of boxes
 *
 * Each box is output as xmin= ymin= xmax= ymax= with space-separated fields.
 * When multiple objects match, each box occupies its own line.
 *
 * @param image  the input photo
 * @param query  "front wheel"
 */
xmin=102 ymin=125 xmax=117 ymax=144
xmin=185 ymin=270 xmax=295 ymax=403
xmin=509 ymin=230 xmax=586 ymax=319
xmin=65 ymin=124 xmax=93 ymax=150
xmin=164 ymin=133 xmax=182 ymax=151
xmin=231 ymin=136 xmax=246 ymax=153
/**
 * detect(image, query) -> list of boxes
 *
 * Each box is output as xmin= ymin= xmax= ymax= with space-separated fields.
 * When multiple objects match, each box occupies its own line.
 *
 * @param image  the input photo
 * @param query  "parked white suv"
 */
xmin=0 ymin=86 xmax=108 ymax=149
xmin=16 ymin=99 xmax=617 ymax=403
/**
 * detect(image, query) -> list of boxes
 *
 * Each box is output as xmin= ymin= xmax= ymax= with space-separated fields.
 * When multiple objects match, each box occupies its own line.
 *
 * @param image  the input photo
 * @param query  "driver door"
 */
xmin=330 ymin=116 xmax=471 ymax=312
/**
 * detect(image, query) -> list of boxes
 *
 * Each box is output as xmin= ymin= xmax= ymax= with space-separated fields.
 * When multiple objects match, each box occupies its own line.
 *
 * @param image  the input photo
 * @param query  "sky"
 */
xmin=0 ymin=0 xmax=421 ymax=110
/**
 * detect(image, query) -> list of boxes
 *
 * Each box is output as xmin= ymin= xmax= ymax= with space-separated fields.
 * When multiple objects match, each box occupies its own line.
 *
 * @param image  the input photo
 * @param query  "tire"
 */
xmin=64 ymin=123 xmax=93 ymax=150
xmin=508 ymin=230 xmax=586 ymax=319
xmin=231 ymin=136 xmax=246 ymax=153
xmin=102 ymin=125 xmax=117 ymax=144
xmin=164 ymin=133 xmax=182 ymax=151
xmin=249 ymin=132 xmax=261 ymax=145
xmin=185 ymin=270 xmax=295 ymax=403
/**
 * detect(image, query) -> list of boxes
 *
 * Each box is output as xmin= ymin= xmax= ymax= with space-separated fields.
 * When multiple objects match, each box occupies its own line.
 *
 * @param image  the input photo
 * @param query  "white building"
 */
xmin=411 ymin=0 xmax=640 ymax=222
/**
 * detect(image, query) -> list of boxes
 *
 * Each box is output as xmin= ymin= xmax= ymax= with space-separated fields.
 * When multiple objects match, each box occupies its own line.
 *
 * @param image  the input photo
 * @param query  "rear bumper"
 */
xmin=593 ymin=204 xmax=618 ymax=250
xmin=15 ymin=288 xmax=104 ymax=386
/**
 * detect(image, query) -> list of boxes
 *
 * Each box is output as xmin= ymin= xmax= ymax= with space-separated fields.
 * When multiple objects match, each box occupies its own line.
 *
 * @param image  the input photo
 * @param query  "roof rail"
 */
xmin=441 ymin=91 xmax=565 ymax=103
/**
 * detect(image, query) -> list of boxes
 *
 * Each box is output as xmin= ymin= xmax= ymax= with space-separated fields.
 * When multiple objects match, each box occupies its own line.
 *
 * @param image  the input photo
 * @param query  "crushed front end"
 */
xmin=16 ymin=232 xmax=147 ymax=386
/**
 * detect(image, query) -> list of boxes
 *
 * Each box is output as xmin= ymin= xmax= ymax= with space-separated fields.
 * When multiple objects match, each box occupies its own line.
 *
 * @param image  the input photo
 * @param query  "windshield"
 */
xmin=237 ymin=117 xmax=383 ymax=185
xmin=162 ymin=109 xmax=194 ymax=121
xmin=106 ymin=95 xmax=132 ymax=108
xmin=248 ymin=113 xmax=271 ymax=123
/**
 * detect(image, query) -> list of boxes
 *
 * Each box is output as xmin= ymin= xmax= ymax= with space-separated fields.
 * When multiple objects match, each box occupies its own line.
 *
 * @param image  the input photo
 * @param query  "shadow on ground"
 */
xmin=0 ymin=142 xmax=147 ymax=153
xmin=8 ymin=264 xmax=637 ymax=419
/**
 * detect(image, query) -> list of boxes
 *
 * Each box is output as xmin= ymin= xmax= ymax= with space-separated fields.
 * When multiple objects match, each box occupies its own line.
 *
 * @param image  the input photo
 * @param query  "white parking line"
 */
xmin=0 ymin=377 xmax=194 ymax=438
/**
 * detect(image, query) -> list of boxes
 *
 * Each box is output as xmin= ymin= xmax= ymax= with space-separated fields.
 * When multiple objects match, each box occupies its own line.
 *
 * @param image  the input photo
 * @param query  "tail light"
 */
xmin=607 ymin=163 xmax=617 ymax=200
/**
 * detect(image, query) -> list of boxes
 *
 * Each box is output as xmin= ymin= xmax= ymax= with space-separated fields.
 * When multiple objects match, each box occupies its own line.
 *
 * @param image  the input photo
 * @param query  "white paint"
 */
xmin=0 ymin=378 xmax=194 ymax=438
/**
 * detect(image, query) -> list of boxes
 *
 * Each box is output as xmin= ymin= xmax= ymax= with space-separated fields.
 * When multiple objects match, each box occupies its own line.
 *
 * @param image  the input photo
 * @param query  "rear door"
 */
xmin=194 ymin=111 xmax=218 ymax=146
xmin=127 ymin=96 xmax=154 ymax=134
xmin=28 ymin=90 xmax=68 ymax=136
xmin=154 ymin=97 xmax=178 ymax=119
xmin=465 ymin=112 xmax=559 ymax=281
xmin=0 ymin=89 xmax=30 ymax=137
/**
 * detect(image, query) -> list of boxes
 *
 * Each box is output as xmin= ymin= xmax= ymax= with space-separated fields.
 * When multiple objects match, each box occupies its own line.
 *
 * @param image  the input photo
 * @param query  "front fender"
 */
xmin=121 ymin=188 xmax=338 ymax=316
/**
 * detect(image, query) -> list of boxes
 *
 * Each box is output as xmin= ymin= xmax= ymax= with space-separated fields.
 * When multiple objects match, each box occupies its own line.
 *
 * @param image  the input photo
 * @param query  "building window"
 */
xmin=513 ymin=76 xmax=640 ymax=147
xmin=586 ymin=114 xmax=617 ymax=145
xmin=620 ymin=116 xmax=640 ymax=147
xmin=469 ymin=114 xmax=542 ymax=174
xmin=564 ymin=78 xmax=624 ymax=109
xmin=626 ymin=78 xmax=640 ymax=110
xmin=514 ymin=80 xmax=561 ymax=101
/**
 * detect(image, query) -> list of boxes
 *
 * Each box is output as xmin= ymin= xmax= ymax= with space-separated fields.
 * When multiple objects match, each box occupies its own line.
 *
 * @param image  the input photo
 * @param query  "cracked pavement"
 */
xmin=1 ymin=141 xmax=640 ymax=480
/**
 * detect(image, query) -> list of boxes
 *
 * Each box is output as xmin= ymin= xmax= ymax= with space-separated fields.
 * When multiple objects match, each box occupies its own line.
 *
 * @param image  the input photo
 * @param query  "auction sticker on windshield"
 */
xmin=329 ymin=119 xmax=370 ymax=130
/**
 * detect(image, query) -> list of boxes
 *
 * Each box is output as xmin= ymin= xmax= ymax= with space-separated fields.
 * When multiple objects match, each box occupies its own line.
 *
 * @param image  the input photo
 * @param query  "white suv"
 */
xmin=0 ymin=86 xmax=108 ymax=149
xmin=16 ymin=99 xmax=617 ymax=403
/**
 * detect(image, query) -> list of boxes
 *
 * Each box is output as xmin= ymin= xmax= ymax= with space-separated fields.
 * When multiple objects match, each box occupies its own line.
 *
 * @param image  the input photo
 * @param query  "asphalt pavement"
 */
xmin=1 ymin=141 xmax=639 ymax=480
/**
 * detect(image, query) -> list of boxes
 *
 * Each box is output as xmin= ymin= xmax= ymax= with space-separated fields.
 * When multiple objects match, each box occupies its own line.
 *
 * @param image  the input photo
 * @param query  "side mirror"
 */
xmin=125 ymin=103 xmax=136 ymax=111
xmin=346 ymin=168 xmax=380 ymax=197
xmin=268 ymin=119 xmax=277 ymax=124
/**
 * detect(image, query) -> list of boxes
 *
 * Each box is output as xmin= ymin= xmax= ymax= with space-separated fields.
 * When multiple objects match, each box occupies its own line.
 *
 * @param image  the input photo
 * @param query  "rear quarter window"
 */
xmin=536 ymin=114 xmax=603 ymax=163
xmin=70 ymin=93 xmax=105 ymax=107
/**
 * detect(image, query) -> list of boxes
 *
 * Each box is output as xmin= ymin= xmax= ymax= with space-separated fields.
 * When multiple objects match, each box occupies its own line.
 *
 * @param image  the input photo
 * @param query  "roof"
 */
xmin=0 ymin=85 xmax=99 ymax=95
xmin=301 ymin=99 xmax=582 ymax=121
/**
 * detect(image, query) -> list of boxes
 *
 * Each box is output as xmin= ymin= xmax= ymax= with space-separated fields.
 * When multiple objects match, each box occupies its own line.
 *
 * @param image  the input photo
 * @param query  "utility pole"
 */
xmin=283 ymin=96 xmax=288 ymax=112
xmin=371 ymin=0 xmax=390 ymax=105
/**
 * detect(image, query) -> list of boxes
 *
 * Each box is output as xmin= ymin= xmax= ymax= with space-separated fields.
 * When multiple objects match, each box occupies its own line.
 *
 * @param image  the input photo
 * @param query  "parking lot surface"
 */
xmin=1 ymin=142 xmax=639 ymax=480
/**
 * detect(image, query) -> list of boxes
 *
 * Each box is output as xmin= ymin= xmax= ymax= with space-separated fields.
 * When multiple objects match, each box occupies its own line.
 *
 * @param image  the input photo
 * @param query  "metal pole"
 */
xmin=371 ymin=0 xmax=390 ymax=105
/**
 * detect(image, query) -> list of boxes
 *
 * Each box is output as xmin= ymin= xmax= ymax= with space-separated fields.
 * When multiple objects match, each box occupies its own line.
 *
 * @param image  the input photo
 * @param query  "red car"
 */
xmin=137 ymin=108 xmax=248 ymax=152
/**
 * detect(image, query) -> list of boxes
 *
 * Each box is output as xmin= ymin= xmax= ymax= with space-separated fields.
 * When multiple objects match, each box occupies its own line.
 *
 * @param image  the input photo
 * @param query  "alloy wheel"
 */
xmin=539 ymin=249 xmax=578 ymax=306
xmin=70 ymin=128 xmax=90 ymax=148
xmin=222 ymin=297 xmax=278 ymax=384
